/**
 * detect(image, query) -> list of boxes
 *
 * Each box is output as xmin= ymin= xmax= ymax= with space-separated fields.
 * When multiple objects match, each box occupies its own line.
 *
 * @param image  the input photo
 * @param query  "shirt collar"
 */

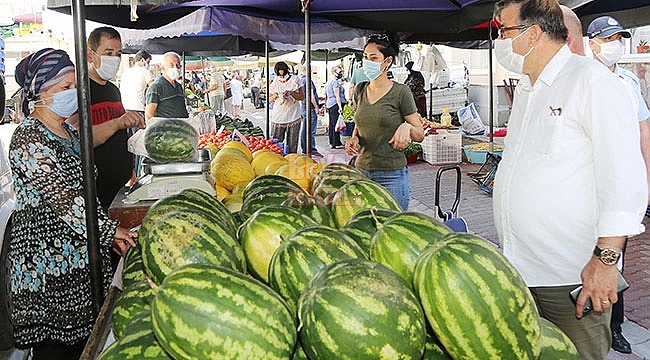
xmin=519 ymin=45 xmax=572 ymax=91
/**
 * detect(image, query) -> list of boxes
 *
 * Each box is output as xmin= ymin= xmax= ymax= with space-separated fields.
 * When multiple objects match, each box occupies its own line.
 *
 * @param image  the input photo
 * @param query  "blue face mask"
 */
xmin=48 ymin=88 xmax=79 ymax=118
xmin=362 ymin=59 xmax=387 ymax=81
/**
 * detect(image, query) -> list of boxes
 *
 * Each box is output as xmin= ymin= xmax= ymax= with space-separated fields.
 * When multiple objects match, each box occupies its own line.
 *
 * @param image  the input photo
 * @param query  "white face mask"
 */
xmin=92 ymin=51 xmax=121 ymax=81
xmin=494 ymin=28 xmax=534 ymax=74
xmin=166 ymin=67 xmax=181 ymax=80
xmin=593 ymin=39 xmax=624 ymax=67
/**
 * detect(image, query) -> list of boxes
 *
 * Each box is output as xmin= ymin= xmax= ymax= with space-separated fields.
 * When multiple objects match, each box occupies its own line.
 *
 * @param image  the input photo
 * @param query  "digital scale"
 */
xmin=124 ymin=149 xmax=215 ymax=204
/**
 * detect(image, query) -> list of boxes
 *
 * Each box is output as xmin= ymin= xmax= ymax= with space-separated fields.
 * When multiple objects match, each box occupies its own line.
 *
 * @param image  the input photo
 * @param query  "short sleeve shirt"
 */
xmin=146 ymin=76 xmax=189 ymax=118
xmin=353 ymin=82 xmax=418 ymax=171
xmin=615 ymin=65 xmax=650 ymax=122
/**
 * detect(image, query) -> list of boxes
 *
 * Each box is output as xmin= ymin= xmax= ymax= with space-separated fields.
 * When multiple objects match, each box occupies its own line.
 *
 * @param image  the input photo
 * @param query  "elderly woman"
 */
xmin=8 ymin=48 xmax=136 ymax=359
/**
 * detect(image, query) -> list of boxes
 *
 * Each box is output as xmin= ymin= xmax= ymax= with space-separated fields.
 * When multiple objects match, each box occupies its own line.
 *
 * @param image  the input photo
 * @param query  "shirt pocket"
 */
xmin=528 ymin=115 xmax=564 ymax=155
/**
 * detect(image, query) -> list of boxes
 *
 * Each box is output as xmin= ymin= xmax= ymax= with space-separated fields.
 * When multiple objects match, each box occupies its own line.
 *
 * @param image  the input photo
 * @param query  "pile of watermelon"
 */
xmin=102 ymin=163 xmax=579 ymax=360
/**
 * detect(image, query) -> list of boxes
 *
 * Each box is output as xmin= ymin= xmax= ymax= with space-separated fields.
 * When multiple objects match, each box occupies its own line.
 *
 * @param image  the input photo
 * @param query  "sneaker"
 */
xmin=311 ymin=150 xmax=324 ymax=158
xmin=646 ymin=205 xmax=650 ymax=217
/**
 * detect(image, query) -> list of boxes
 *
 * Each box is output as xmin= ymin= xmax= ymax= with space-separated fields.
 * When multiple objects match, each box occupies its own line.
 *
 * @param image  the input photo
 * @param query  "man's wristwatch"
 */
xmin=593 ymin=245 xmax=621 ymax=266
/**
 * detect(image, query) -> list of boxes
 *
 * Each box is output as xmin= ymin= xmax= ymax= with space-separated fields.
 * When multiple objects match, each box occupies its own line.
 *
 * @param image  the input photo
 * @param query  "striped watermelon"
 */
xmin=122 ymin=245 xmax=146 ymax=289
xmin=281 ymin=193 xmax=335 ymax=228
xmin=537 ymin=317 xmax=579 ymax=359
xmin=312 ymin=169 xmax=366 ymax=200
xmin=140 ymin=191 xmax=238 ymax=240
xmin=298 ymin=258 xmax=426 ymax=360
xmin=423 ymin=335 xmax=453 ymax=360
xmin=111 ymin=280 xmax=155 ymax=339
xmin=151 ymin=264 xmax=296 ymax=360
xmin=369 ymin=212 xmax=452 ymax=287
xmin=141 ymin=208 xmax=246 ymax=284
xmin=413 ymin=233 xmax=542 ymax=360
xmin=144 ymin=119 xmax=198 ymax=163
xmin=238 ymin=205 xmax=317 ymax=282
xmin=310 ymin=162 xmax=364 ymax=191
xmin=243 ymin=174 xmax=304 ymax=200
xmin=343 ymin=208 xmax=398 ymax=254
xmin=329 ymin=179 xmax=401 ymax=228
xmin=100 ymin=310 xmax=172 ymax=359
xmin=240 ymin=184 xmax=306 ymax=220
xmin=268 ymin=225 xmax=367 ymax=313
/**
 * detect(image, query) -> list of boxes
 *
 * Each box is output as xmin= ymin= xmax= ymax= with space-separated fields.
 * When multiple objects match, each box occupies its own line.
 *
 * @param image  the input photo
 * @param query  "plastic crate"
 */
xmin=462 ymin=145 xmax=504 ymax=164
xmin=420 ymin=130 xmax=462 ymax=164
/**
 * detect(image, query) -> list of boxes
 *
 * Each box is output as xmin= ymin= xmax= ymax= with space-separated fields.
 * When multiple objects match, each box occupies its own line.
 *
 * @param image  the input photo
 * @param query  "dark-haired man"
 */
xmin=492 ymin=1 xmax=646 ymax=359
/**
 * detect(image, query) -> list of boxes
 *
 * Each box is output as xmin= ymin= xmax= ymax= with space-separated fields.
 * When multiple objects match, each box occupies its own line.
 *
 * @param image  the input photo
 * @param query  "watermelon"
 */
xmin=422 ymin=335 xmax=453 ymax=360
xmin=100 ymin=310 xmax=172 ymax=359
xmin=144 ymin=119 xmax=198 ymax=163
xmin=413 ymin=233 xmax=542 ymax=360
xmin=141 ymin=208 xmax=246 ymax=284
xmin=281 ymin=193 xmax=335 ymax=228
xmin=343 ymin=208 xmax=399 ymax=253
xmin=312 ymin=169 xmax=366 ymax=200
xmin=239 ymin=205 xmax=317 ymax=282
xmin=111 ymin=280 xmax=155 ymax=338
xmin=240 ymin=184 xmax=306 ymax=220
xmin=140 ymin=191 xmax=238 ymax=240
xmin=298 ymin=258 xmax=426 ymax=360
xmin=311 ymin=162 xmax=364 ymax=189
xmin=242 ymin=174 xmax=304 ymax=200
xmin=537 ymin=317 xmax=579 ymax=359
xmin=329 ymin=179 xmax=402 ymax=228
xmin=122 ymin=245 xmax=146 ymax=289
xmin=268 ymin=225 xmax=367 ymax=313
xmin=369 ymin=212 xmax=452 ymax=287
xmin=151 ymin=264 xmax=296 ymax=360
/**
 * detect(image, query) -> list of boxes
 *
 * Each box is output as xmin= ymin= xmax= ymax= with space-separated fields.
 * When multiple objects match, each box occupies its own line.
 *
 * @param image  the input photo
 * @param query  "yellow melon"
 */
xmin=222 ymin=194 xmax=243 ymax=213
xmin=222 ymin=141 xmax=253 ymax=162
xmin=275 ymin=163 xmax=311 ymax=192
xmin=264 ymin=160 xmax=289 ymax=176
xmin=252 ymin=148 xmax=274 ymax=160
xmin=210 ymin=154 xmax=255 ymax=191
xmin=214 ymin=147 xmax=250 ymax=162
xmin=284 ymin=153 xmax=302 ymax=162
xmin=291 ymin=155 xmax=317 ymax=167
xmin=231 ymin=181 xmax=249 ymax=196
xmin=214 ymin=184 xmax=230 ymax=201
xmin=252 ymin=152 xmax=287 ymax=177
xmin=307 ymin=162 xmax=326 ymax=179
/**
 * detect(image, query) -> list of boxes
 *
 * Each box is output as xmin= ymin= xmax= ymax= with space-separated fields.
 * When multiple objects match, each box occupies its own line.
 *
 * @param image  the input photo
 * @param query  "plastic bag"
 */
xmin=335 ymin=114 xmax=346 ymax=132
xmin=127 ymin=117 xmax=201 ymax=162
xmin=457 ymin=103 xmax=485 ymax=135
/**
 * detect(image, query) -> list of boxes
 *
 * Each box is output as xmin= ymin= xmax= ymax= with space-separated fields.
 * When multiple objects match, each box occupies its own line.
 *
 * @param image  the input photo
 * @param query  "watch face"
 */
xmin=600 ymin=248 xmax=620 ymax=265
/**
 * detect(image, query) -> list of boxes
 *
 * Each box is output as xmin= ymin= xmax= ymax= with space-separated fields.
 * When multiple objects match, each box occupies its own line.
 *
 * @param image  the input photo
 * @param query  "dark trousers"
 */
xmin=327 ymin=104 xmax=342 ymax=148
xmin=611 ymin=239 xmax=628 ymax=333
xmin=251 ymin=86 xmax=261 ymax=108
xmin=31 ymin=338 xmax=87 ymax=360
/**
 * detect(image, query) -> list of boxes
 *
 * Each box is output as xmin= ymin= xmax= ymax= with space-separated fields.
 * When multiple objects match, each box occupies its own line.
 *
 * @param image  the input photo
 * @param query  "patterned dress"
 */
xmin=8 ymin=117 xmax=118 ymax=348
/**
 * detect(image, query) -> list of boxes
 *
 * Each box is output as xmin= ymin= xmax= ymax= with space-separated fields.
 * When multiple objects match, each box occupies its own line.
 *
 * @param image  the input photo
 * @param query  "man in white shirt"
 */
xmin=493 ymin=1 xmax=647 ymax=359
xmin=119 ymin=49 xmax=154 ymax=113
xmin=587 ymin=15 xmax=650 ymax=354
xmin=206 ymin=67 xmax=226 ymax=114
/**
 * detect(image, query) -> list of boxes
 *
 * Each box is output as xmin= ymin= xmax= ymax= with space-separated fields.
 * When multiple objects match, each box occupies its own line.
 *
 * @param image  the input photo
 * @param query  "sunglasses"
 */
xmin=368 ymin=33 xmax=390 ymax=41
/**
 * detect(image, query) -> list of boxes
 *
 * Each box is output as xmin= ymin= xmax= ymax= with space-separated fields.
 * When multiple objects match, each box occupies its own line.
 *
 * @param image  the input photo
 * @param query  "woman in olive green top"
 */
xmin=345 ymin=33 xmax=425 ymax=210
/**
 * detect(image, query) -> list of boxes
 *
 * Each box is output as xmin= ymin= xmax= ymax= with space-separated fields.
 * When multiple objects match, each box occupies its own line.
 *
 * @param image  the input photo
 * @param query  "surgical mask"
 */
xmin=494 ymin=28 xmax=534 ymax=74
xmin=335 ymin=73 xmax=343 ymax=80
xmin=33 ymin=88 xmax=79 ymax=118
xmin=362 ymin=59 xmax=384 ymax=81
xmin=92 ymin=51 xmax=121 ymax=80
xmin=593 ymin=39 xmax=624 ymax=67
xmin=166 ymin=67 xmax=181 ymax=80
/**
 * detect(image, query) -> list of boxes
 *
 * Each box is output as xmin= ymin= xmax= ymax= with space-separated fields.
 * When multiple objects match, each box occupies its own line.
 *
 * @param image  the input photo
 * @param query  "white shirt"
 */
xmin=210 ymin=72 xmax=225 ymax=96
xmin=269 ymin=75 xmax=302 ymax=124
xmin=230 ymin=78 xmax=244 ymax=104
xmin=493 ymin=46 xmax=647 ymax=287
xmin=119 ymin=65 xmax=154 ymax=111
xmin=614 ymin=64 xmax=650 ymax=122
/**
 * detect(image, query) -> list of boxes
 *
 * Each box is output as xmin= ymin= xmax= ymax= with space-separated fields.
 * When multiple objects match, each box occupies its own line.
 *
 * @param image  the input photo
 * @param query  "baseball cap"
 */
xmin=587 ymin=16 xmax=631 ymax=39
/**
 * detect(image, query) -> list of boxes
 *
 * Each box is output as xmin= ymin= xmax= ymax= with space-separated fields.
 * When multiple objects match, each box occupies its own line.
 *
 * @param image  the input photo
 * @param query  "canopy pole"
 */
xmin=265 ymin=41 xmax=270 ymax=139
xmin=303 ymin=0 xmax=312 ymax=156
xmin=71 ymin=0 xmax=103 ymax=316
xmin=488 ymin=24 xmax=494 ymax=152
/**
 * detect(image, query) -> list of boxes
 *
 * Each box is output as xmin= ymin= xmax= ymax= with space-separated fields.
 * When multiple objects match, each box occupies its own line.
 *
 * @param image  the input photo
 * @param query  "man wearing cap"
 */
xmin=492 ymin=1 xmax=646 ymax=359
xmin=587 ymin=15 xmax=650 ymax=354
xmin=404 ymin=61 xmax=427 ymax=118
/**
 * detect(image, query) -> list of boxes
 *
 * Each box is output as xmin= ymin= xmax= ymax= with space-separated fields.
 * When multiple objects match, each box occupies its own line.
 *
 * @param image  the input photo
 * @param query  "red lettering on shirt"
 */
xmin=91 ymin=101 xmax=126 ymax=126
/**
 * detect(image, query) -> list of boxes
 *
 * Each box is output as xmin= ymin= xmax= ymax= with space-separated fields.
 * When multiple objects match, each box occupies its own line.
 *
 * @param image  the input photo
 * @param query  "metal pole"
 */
xmin=70 ymin=0 xmax=103 ymax=316
xmin=304 ymin=0 xmax=312 ymax=156
xmin=265 ymin=41 xmax=270 ymax=139
xmin=488 ymin=27 xmax=494 ymax=152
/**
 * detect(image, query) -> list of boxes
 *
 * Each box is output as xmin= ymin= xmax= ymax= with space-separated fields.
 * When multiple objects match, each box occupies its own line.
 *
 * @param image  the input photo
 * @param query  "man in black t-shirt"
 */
xmin=68 ymin=27 xmax=145 ymax=210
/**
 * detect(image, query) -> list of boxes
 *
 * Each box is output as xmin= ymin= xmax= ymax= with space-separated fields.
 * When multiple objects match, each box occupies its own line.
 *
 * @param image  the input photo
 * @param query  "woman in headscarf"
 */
xmin=8 ymin=48 xmax=137 ymax=359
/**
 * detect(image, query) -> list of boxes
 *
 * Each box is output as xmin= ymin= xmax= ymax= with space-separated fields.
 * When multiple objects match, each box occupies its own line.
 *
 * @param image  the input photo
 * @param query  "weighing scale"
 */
xmin=124 ymin=149 xmax=215 ymax=204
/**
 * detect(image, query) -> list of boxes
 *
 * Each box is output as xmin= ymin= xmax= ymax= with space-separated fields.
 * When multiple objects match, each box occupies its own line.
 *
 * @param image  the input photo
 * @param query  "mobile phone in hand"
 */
xmin=569 ymin=272 xmax=630 ymax=316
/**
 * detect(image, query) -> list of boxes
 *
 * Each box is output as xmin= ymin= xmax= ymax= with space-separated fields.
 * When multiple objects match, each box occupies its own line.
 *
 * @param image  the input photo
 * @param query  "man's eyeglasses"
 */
xmin=498 ymin=24 xmax=532 ymax=39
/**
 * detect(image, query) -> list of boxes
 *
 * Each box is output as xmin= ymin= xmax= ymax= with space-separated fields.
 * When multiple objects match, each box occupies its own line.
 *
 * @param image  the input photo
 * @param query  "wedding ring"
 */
xmin=601 ymin=300 xmax=610 ymax=304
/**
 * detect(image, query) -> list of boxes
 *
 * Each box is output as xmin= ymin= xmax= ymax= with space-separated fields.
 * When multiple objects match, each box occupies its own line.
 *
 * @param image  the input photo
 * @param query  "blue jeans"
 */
xmin=300 ymin=109 xmax=318 ymax=153
xmin=358 ymin=167 xmax=410 ymax=211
